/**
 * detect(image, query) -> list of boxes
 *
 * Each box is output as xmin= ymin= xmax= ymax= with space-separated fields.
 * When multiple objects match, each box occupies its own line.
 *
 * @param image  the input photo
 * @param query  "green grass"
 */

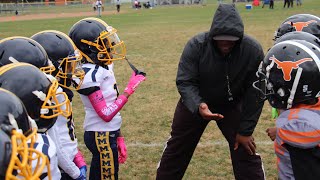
xmin=1 ymin=0 xmax=320 ymax=179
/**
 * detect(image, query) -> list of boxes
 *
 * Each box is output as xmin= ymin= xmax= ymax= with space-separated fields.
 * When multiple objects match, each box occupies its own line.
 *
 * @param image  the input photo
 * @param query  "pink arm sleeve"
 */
xmin=73 ymin=148 xmax=87 ymax=168
xmin=88 ymin=90 xmax=128 ymax=122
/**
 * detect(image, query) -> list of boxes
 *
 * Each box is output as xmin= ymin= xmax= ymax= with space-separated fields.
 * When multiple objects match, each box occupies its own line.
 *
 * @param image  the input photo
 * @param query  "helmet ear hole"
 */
xmin=277 ymin=88 xmax=286 ymax=97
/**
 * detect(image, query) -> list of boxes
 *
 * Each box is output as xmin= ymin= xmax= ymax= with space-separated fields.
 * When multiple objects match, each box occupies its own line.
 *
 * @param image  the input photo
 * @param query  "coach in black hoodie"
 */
xmin=157 ymin=4 xmax=265 ymax=180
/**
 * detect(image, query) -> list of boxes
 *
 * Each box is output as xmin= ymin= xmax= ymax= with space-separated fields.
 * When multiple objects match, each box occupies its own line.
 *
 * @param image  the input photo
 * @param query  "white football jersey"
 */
xmin=79 ymin=63 xmax=122 ymax=132
xmin=47 ymin=86 xmax=80 ymax=179
xmin=47 ymin=114 xmax=80 ymax=178
xmin=29 ymin=133 xmax=61 ymax=180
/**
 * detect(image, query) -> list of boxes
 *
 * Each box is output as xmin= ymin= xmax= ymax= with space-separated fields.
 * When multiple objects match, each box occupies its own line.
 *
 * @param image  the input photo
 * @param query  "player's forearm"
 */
xmin=89 ymin=90 xmax=128 ymax=122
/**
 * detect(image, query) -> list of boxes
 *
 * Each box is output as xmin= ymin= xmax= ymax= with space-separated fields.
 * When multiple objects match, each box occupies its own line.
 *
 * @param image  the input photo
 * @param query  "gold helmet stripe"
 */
xmin=0 ymin=62 xmax=35 ymax=75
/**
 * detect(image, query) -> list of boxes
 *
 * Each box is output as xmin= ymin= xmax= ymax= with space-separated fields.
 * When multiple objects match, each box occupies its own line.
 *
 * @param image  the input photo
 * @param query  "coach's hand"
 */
xmin=198 ymin=103 xmax=224 ymax=121
xmin=234 ymin=134 xmax=256 ymax=155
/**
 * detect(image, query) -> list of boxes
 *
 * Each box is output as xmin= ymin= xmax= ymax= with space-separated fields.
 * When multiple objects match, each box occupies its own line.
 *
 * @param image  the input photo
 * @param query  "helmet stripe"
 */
xmin=0 ymin=62 xmax=34 ymax=75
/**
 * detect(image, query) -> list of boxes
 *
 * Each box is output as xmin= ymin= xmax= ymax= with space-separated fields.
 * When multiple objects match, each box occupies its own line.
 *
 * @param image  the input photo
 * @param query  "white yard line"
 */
xmin=127 ymin=141 xmax=274 ymax=147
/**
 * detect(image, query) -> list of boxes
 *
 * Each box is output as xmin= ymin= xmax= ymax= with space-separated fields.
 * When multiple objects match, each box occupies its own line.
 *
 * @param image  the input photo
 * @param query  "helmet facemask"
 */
xmin=55 ymin=50 xmax=85 ymax=90
xmin=39 ymin=59 xmax=56 ymax=76
xmin=2 ymin=126 xmax=51 ymax=180
xmin=38 ymin=79 xmax=71 ymax=120
xmin=253 ymin=61 xmax=276 ymax=103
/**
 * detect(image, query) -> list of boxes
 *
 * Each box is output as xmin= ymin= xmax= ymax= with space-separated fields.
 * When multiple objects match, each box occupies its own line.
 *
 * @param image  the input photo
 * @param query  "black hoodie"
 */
xmin=176 ymin=4 xmax=264 ymax=136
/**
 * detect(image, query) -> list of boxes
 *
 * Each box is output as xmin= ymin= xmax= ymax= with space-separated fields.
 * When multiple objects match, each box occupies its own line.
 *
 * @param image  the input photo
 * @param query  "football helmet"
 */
xmin=253 ymin=40 xmax=320 ymax=109
xmin=0 ymin=63 xmax=71 ymax=133
xmin=0 ymin=88 xmax=50 ymax=180
xmin=0 ymin=36 xmax=55 ymax=74
xmin=275 ymin=31 xmax=320 ymax=47
xmin=274 ymin=14 xmax=320 ymax=40
xmin=31 ymin=30 xmax=85 ymax=90
xmin=69 ymin=17 xmax=126 ymax=65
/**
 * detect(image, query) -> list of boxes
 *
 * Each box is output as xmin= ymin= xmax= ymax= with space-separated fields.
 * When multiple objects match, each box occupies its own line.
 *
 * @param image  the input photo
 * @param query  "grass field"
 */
xmin=1 ymin=0 xmax=320 ymax=179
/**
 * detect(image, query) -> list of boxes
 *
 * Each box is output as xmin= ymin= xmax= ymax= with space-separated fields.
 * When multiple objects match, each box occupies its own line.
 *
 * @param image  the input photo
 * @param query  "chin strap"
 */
xmin=287 ymin=67 xmax=302 ymax=109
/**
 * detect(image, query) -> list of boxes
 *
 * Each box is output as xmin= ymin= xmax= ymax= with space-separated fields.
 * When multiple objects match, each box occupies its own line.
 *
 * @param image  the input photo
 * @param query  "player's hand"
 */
xmin=117 ymin=136 xmax=127 ymax=164
xmin=124 ymin=72 xmax=146 ymax=95
xmin=73 ymin=149 xmax=87 ymax=168
xmin=198 ymin=103 xmax=224 ymax=121
xmin=76 ymin=166 xmax=87 ymax=180
xmin=266 ymin=127 xmax=277 ymax=141
xmin=234 ymin=134 xmax=256 ymax=155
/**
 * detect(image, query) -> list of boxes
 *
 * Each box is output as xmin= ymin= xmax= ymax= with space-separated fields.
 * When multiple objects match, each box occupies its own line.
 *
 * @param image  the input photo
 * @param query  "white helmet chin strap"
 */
xmin=287 ymin=67 xmax=302 ymax=109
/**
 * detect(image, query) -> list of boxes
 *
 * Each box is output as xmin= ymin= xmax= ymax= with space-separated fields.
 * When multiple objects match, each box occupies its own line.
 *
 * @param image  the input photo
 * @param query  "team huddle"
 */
xmin=0 ymin=9 xmax=320 ymax=180
xmin=255 ymin=13 xmax=320 ymax=179
xmin=0 ymin=17 xmax=145 ymax=180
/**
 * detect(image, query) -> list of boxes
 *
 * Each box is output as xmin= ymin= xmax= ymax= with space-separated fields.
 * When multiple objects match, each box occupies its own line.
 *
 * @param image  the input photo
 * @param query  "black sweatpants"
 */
xmin=283 ymin=0 xmax=290 ymax=8
xmin=84 ymin=130 xmax=119 ymax=180
xmin=285 ymin=144 xmax=320 ymax=180
xmin=269 ymin=0 xmax=274 ymax=9
xmin=116 ymin=5 xmax=120 ymax=12
xmin=156 ymin=99 xmax=265 ymax=180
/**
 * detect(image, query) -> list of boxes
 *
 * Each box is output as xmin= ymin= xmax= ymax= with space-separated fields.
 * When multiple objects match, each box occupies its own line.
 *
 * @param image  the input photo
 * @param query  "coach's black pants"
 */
xmin=156 ymin=99 xmax=265 ymax=180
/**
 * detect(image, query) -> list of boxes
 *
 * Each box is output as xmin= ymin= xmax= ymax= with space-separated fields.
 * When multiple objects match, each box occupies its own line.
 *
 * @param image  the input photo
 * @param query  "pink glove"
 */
xmin=117 ymin=137 xmax=127 ymax=164
xmin=73 ymin=148 xmax=87 ymax=168
xmin=124 ymin=72 xmax=146 ymax=95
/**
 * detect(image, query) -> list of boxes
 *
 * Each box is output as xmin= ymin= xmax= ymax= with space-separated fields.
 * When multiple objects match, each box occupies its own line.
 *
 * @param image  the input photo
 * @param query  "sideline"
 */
xmin=0 ymin=10 xmax=125 ymax=22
